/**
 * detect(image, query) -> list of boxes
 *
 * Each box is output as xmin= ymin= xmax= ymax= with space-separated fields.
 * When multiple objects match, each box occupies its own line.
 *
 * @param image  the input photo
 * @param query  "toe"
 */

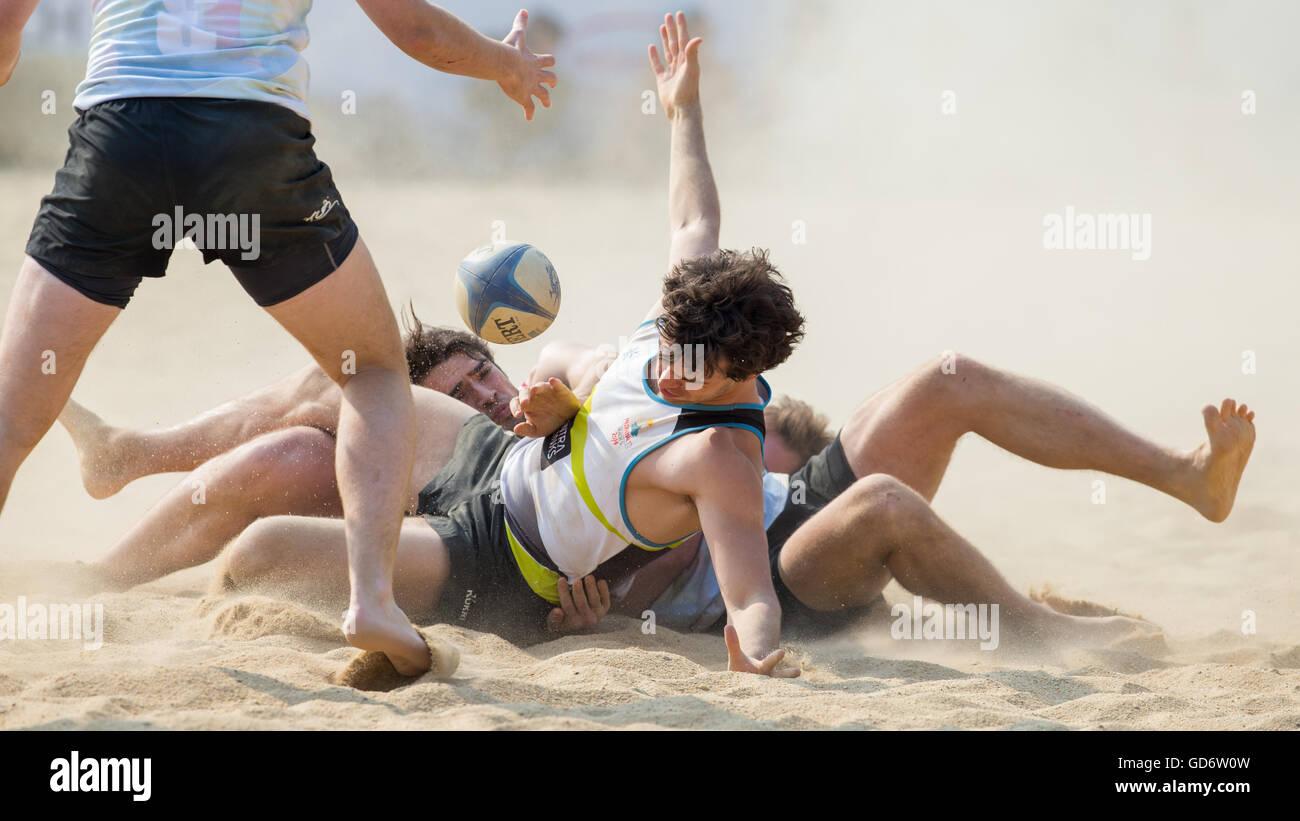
xmin=1247 ymin=411 xmax=1255 ymax=422
xmin=1202 ymin=404 xmax=1221 ymax=427
xmin=1220 ymin=398 xmax=1236 ymax=419
xmin=1236 ymin=403 xmax=1248 ymax=417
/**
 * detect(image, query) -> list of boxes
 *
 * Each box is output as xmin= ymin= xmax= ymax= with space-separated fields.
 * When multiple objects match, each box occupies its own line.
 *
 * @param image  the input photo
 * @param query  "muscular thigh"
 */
xmin=776 ymin=479 xmax=897 ymax=611
xmin=233 ymin=516 xmax=451 ymax=620
xmin=838 ymin=363 xmax=965 ymax=502
xmin=407 ymin=386 xmax=481 ymax=509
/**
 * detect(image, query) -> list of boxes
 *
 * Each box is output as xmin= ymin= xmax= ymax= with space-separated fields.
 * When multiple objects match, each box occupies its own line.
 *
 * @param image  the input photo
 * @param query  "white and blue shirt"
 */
xmin=75 ymin=0 xmax=313 ymax=120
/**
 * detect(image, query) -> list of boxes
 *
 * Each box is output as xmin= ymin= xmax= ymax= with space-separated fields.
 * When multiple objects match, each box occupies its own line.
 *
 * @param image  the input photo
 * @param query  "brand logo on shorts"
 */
xmin=304 ymin=198 xmax=341 ymax=223
xmin=457 ymin=589 xmax=477 ymax=623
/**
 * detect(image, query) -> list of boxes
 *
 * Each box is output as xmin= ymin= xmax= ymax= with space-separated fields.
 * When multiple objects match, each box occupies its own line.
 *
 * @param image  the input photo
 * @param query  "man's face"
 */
xmin=419 ymin=353 xmax=520 ymax=429
xmin=651 ymin=341 xmax=742 ymax=405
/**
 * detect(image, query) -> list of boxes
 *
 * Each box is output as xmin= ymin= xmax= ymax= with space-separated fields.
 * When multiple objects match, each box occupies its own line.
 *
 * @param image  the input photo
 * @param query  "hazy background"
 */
xmin=0 ymin=0 xmax=1296 ymax=638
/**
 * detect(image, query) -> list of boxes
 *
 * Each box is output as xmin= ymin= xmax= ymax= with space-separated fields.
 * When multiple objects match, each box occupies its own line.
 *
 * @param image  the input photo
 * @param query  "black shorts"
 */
xmin=765 ymin=434 xmax=882 ymax=637
xmin=417 ymin=414 xmax=555 ymax=646
xmin=26 ymin=97 xmax=358 ymax=309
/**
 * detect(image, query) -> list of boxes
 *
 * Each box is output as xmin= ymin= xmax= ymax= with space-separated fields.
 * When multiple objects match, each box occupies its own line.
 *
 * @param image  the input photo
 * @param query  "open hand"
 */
xmin=648 ymin=11 xmax=702 ymax=119
xmin=498 ymin=9 xmax=557 ymax=121
xmin=724 ymin=625 xmax=800 ymax=678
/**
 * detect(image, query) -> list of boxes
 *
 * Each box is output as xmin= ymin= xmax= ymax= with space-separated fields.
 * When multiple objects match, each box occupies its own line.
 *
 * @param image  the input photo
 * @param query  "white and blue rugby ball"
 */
xmin=454 ymin=241 xmax=561 ymax=345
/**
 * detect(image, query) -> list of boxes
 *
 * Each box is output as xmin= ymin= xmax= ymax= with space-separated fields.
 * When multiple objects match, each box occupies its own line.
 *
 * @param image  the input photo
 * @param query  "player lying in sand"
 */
xmin=65 ymin=314 xmax=1256 ymax=651
xmin=64 ymin=312 xmax=1256 ymax=648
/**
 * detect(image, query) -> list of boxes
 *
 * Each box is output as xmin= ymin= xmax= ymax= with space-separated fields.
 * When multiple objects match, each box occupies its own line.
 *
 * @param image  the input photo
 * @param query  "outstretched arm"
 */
xmin=0 ymin=0 xmax=40 ymax=86
xmin=355 ymin=3 xmax=557 ymax=119
xmin=645 ymin=11 xmax=720 ymax=322
xmin=689 ymin=435 xmax=797 ymax=677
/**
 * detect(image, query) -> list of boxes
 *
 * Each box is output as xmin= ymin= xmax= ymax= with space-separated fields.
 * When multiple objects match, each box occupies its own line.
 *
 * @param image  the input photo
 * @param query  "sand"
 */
xmin=1 ymin=24 xmax=1298 ymax=733
xmin=1 ymin=572 xmax=1296 ymax=730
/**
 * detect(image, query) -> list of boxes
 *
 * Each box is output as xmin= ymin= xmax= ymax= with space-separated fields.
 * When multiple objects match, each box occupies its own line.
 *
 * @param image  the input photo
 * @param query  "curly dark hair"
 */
xmin=657 ymin=248 xmax=805 ymax=381
xmin=401 ymin=302 xmax=496 ymax=385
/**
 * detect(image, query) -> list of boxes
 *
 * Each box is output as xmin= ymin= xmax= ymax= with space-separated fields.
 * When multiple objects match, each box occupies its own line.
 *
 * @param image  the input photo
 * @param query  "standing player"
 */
xmin=0 ymin=1 xmax=556 ymax=675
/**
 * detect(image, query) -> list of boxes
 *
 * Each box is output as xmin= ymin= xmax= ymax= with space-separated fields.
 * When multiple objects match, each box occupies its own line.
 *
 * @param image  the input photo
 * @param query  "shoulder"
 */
xmin=674 ymin=427 xmax=763 ymax=487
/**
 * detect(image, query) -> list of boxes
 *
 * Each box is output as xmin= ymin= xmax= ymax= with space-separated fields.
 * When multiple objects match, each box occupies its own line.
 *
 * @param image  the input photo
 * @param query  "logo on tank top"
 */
xmin=611 ymin=417 xmax=655 ymax=447
xmin=540 ymin=420 xmax=573 ymax=470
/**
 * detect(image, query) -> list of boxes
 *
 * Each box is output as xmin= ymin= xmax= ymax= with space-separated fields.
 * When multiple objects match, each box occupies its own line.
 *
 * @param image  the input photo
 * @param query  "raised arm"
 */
xmin=0 ymin=0 xmax=40 ymax=86
xmin=355 ymin=2 xmax=557 ymax=120
xmin=645 ymin=11 xmax=720 ymax=321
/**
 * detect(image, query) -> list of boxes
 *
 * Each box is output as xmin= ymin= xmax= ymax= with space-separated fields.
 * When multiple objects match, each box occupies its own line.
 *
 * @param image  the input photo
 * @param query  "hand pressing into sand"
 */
xmin=546 ymin=575 xmax=611 ymax=633
xmin=724 ymin=625 xmax=800 ymax=678
xmin=512 ymin=377 xmax=581 ymax=438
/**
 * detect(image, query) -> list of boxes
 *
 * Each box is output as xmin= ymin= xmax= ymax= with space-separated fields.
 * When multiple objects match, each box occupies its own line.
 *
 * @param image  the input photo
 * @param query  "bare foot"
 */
xmin=1055 ymin=613 xmax=1160 ymax=647
xmin=1023 ymin=588 xmax=1164 ymax=650
xmin=1187 ymin=398 xmax=1256 ymax=523
xmin=58 ymin=400 xmax=135 ymax=499
xmin=341 ymin=600 xmax=432 ymax=677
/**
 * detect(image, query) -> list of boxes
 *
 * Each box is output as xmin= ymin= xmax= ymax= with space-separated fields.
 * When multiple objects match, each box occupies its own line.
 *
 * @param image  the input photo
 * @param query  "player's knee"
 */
xmin=845 ymin=473 xmax=922 ymax=535
xmin=914 ymin=350 xmax=990 ymax=407
xmin=224 ymin=516 xmax=293 ymax=586
xmin=196 ymin=428 xmax=332 ymax=509
xmin=232 ymin=427 xmax=334 ymax=487
xmin=286 ymin=400 xmax=337 ymax=433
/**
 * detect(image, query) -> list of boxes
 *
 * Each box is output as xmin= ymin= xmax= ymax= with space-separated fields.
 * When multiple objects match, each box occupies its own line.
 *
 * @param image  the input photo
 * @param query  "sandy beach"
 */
xmin=1 ymin=164 xmax=1296 ymax=730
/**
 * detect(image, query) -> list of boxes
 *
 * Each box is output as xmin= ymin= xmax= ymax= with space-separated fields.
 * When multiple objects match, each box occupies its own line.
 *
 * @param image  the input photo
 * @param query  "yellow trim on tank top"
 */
xmin=570 ymin=394 xmax=633 ymax=542
xmin=504 ymin=519 xmax=562 ymax=605
xmin=571 ymin=393 xmax=688 ymax=553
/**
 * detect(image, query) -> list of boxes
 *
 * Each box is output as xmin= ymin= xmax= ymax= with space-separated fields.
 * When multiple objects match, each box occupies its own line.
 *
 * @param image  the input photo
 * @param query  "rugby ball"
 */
xmin=454 ymin=242 xmax=560 ymax=344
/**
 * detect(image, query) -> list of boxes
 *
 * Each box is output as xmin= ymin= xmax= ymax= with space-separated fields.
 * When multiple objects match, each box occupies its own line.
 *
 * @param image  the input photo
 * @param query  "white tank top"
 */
xmin=75 ymin=0 xmax=312 ymax=120
xmin=500 ymin=319 xmax=770 ymax=582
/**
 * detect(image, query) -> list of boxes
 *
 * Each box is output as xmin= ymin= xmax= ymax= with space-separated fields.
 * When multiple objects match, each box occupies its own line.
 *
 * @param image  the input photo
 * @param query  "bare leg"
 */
xmin=59 ymin=364 xmax=340 ymax=499
xmin=91 ymin=427 xmax=341 ymax=587
xmin=256 ymin=237 xmax=432 ymax=673
xmin=778 ymin=474 xmax=1148 ymax=646
xmin=0 ymin=258 xmax=121 ymax=514
xmin=837 ymin=352 xmax=1255 ymax=521
xmin=92 ymin=382 xmax=472 ymax=587
xmin=219 ymin=516 xmax=452 ymax=623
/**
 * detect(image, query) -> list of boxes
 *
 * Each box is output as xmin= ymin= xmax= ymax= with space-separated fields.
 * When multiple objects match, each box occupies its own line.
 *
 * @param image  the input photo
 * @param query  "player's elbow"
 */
xmin=669 ymin=219 xmax=721 ymax=264
xmin=671 ymin=215 xmax=720 ymax=240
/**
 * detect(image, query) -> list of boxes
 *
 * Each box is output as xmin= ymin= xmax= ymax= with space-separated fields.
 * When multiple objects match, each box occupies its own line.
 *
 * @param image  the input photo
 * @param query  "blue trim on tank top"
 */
xmin=618 ymin=422 xmax=765 ymax=548
xmin=640 ymin=361 xmax=772 ymax=411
